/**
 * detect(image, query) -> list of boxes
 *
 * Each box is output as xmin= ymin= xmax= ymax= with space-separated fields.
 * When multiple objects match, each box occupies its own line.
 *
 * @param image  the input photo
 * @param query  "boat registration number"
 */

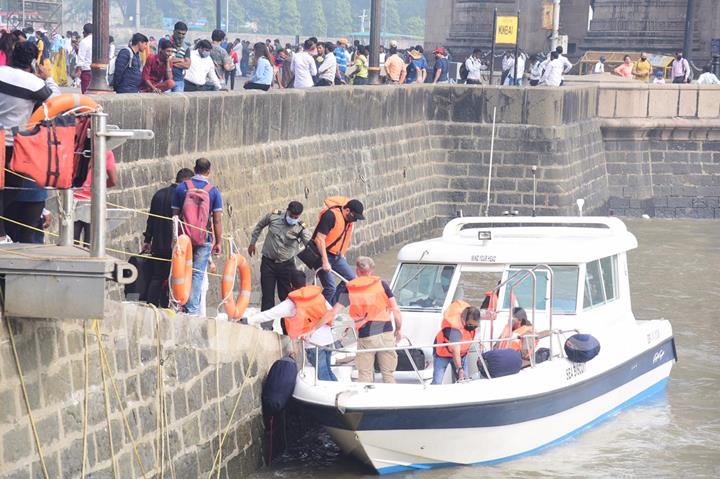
xmin=565 ymin=363 xmax=586 ymax=380
xmin=471 ymin=254 xmax=496 ymax=263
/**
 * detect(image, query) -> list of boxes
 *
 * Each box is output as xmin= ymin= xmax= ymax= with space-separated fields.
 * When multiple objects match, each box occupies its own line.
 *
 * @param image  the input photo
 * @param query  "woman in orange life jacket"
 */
xmin=497 ymin=306 xmax=552 ymax=363
xmin=320 ymin=256 xmax=403 ymax=383
xmin=432 ymin=303 xmax=481 ymax=384
xmin=247 ymin=270 xmax=337 ymax=381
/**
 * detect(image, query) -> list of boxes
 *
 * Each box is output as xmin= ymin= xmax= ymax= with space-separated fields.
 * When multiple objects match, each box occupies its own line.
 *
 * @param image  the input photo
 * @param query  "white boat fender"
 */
xmin=564 ymin=334 xmax=601 ymax=363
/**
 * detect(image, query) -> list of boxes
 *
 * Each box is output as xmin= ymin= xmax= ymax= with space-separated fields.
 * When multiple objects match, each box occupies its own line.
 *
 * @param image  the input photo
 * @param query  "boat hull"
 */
xmin=294 ymin=337 xmax=676 ymax=474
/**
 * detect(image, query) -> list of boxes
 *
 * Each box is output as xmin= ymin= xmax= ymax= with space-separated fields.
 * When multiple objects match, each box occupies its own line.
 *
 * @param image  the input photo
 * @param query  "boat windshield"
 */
xmin=501 ymin=265 xmax=579 ymax=314
xmin=393 ymin=263 xmax=455 ymax=310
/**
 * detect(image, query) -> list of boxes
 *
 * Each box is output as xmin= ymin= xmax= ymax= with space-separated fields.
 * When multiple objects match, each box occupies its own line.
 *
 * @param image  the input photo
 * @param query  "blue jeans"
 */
xmin=306 ymin=348 xmax=337 ymax=381
xmin=317 ymin=254 xmax=356 ymax=304
xmin=171 ymin=79 xmax=184 ymax=92
xmin=431 ymin=354 xmax=468 ymax=385
xmin=185 ymin=242 xmax=211 ymax=315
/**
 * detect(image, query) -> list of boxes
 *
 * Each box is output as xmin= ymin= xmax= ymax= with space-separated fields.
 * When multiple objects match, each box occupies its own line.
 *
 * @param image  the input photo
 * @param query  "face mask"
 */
xmin=199 ymin=50 xmax=210 ymax=58
xmin=464 ymin=324 xmax=477 ymax=332
xmin=285 ymin=214 xmax=299 ymax=226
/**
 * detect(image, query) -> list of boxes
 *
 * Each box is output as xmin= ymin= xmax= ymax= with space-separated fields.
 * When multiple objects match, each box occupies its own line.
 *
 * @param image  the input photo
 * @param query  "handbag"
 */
xmin=11 ymin=115 xmax=76 ymax=188
xmin=297 ymin=241 xmax=322 ymax=270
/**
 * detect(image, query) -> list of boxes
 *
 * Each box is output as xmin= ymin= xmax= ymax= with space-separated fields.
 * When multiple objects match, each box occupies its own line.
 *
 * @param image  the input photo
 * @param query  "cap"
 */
xmin=655 ymin=70 xmax=664 ymax=77
xmin=389 ymin=40 xmax=398 ymax=48
xmin=338 ymin=38 xmax=349 ymax=46
xmin=409 ymin=49 xmax=422 ymax=60
xmin=36 ymin=27 xmax=47 ymax=34
xmin=433 ymin=47 xmax=446 ymax=55
xmin=158 ymin=37 xmax=172 ymax=50
xmin=345 ymin=199 xmax=365 ymax=220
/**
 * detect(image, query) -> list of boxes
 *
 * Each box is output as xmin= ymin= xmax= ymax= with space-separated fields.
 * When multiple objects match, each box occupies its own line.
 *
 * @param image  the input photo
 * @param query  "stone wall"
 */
xmin=0 ymin=304 xmax=284 ymax=478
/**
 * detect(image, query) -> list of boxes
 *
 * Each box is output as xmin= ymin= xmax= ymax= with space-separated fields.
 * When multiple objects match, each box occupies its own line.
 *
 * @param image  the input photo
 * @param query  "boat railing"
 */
xmin=301 ymin=326 xmax=575 ymax=387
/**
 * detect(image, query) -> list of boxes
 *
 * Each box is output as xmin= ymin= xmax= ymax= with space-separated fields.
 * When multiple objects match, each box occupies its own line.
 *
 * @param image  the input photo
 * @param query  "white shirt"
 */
xmin=291 ymin=50 xmax=317 ymax=88
xmin=529 ymin=61 xmax=542 ymax=81
xmin=77 ymin=34 xmax=92 ymax=70
xmin=184 ymin=49 xmax=222 ymax=89
xmin=559 ymin=54 xmax=573 ymax=74
xmin=593 ymin=61 xmax=605 ymax=73
xmin=248 ymin=298 xmax=334 ymax=345
xmin=541 ymin=58 xmax=564 ymax=86
xmin=464 ymin=56 xmax=484 ymax=81
xmin=697 ymin=72 xmax=720 ymax=85
xmin=501 ymin=55 xmax=512 ymax=72
xmin=318 ymin=52 xmax=337 ymax=82
xmin=507 ymin=54 xmax=525 ymax=79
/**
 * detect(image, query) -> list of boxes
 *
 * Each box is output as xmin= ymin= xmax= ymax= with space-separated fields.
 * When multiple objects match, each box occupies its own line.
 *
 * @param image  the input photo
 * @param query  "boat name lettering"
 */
xmin=646 ymin=329 xmax=660 ymax=344
xmin=471 ymin=254 xmax=496 ymax=263
xmin=565 ymin=363 xmax=586 ymax=380
xmin=652 ymin=349 xmax=665 ymax=364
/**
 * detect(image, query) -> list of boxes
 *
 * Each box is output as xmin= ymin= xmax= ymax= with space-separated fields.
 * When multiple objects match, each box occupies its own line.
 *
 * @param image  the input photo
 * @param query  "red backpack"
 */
xmin=181 ymin=179 xmax=213 ymax=246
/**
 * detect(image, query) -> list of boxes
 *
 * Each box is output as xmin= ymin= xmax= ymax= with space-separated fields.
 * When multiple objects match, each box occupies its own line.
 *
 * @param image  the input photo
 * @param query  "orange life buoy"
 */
xmin=170 ymin=235 xmax=193 ymax=305
xmin=28 ymin=93 xmax=98 ymax=127
xmin=221 ymin=254 xmax=252 ymax=319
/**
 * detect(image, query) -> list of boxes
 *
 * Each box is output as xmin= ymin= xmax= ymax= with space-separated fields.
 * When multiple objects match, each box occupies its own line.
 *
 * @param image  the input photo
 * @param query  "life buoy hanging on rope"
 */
xmin=27 ymin=93 xmax=98 ymax=127
xmin=221 ymin=254 xmax=251 ymax=319
xmin=170 ymin=235 xmax=193 ymax=305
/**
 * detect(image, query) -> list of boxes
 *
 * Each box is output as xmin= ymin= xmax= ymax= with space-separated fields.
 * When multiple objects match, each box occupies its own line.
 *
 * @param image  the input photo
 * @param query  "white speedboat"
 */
xmin=292 ymin=217 xmax=676 ymax=474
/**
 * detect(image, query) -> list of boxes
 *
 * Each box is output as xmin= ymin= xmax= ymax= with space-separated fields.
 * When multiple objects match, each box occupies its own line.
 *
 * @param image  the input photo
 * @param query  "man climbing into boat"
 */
xmin=432 ymin=301 xmax=481 ymax=384
xmin=321 ymin=256 xmax=402 ymax=383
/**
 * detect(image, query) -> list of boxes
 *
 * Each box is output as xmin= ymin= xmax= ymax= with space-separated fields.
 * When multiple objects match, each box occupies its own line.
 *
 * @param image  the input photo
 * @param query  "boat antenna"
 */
xmin=531 ymin=165 xmax=538 ymax=217
xmin=576 ymin=198 xmax=585 ymax=217
xmin=484 ymin=106 xmax=497 ymax=216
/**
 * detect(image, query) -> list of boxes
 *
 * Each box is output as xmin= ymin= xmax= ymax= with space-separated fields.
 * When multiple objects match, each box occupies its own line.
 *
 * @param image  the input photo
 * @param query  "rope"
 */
xmin=147 ymin=304 xmax=165 ymax=479
xmin=81 ymin=321 xmax=90 ymax=479
xmin=94 ymin=321 xmax=149 ymax=478
xmin=5 ymin=316 xmax=50 ymax=479
xmin=206 ymin=328 xmax=261 ymax=478
xmin=95 ymin=321 xmax=119 ymax=479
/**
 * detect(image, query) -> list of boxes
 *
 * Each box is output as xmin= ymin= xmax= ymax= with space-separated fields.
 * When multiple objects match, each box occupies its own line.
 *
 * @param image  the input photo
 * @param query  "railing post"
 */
xmin=90 ymin=112 xmax=108 ymax=257
xmin=58 ymin=189 xmax=74 ymax=246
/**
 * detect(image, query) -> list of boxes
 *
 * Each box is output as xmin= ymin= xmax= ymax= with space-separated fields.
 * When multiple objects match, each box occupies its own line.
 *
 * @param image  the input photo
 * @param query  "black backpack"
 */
xmin=459 ymin=62 xmax=469 ymax=80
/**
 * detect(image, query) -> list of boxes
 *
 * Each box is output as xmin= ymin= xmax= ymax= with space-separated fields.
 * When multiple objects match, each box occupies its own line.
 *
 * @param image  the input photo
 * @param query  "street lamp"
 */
xmin=87 ymin=0 xmax=111 ymax=92
xmin=368 ymin=0 xmax=382 ymax=84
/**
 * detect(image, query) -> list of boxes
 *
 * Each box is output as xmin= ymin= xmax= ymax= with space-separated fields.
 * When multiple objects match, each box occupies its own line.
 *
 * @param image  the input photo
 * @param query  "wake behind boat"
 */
xmin=291 ymin=216 xmax=676 ymax=474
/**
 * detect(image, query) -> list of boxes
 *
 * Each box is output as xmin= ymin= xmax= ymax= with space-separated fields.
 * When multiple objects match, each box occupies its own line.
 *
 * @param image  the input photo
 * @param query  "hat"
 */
xmin=338 ymin=38 xmax=349 ymax=46
xmin=433 ymin=47 xmax=446 ymax=55
xmin=389 ymin=40 xmax=398 ymax=48
xmin=409 ymin=49 xmax=422 ymax=60
xmin=345 ymin=199 xmax=365 ymax=220
xmin=655 ymin=70 xmax=664 ymax=77
xmin=158 ymin=38 xmax=172 ymax=50
xmin=36 ymin=27 xmax=47 ymax=34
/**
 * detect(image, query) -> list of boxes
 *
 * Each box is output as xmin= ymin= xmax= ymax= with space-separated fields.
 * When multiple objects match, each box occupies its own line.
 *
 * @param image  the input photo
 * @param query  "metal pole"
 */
xmin=683 ymin=0 xmax=696 ymax=60
xmin=513 ymin=9 xmax=519 ymax=86
xmin=135 ymin=0 xmax=140 ymax=30
xmin=485 ymin=106 xmax=497 ymax=216
xmin=531 ymin=165 xmax=537 ymax=217
xmin=551 ymin=0 xmax=561 ymax=51
xmin=90 ymin=113 xmax=108 ymax=257
xmin=368 ymin=0 xmax=382 ymax=84
xmin=88 ymin=0 xmax=111 ymax=92
xmin=216 ymin=0 xmax=222 ymax=30
xmin=226 ymin=0 xmax=230 ymax=31
xmin=58 ymin=189 xmax=73 ymax=246
xmin=489 ymin=8 xmax=497 ymax=85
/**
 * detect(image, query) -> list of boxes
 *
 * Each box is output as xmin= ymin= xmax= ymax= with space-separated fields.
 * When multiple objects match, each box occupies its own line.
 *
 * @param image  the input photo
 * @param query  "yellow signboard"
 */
xmin=542 ymin=4 xmax=554 ymax=30
xmin=495 ymin=16 xmax=518 ymax=45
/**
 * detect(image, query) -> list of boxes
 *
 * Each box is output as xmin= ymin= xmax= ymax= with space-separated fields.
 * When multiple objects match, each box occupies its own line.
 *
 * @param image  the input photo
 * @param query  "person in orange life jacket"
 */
xmin=497 ymin=307 xmax=552 ymax=362
xmin=313 ymin=198 xmax=365 ymax=304
xmin=171 ymin=158 xmax=223 ymax=315
xmin=247 ymin=270 xmax=337 ymax=381
xmin=432 ymin=302 xmax=481 ymax=384
xmin=321 ymin=256 xmax=402 ymax=383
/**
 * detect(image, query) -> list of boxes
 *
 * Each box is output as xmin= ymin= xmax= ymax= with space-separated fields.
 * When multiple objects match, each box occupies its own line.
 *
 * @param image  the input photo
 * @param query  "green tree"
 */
xmin=405 ymin=15 xmax=424 ymax=38
xmin=281 ymin=0 xmax=302 ymax=36
xmin=247 ymin=0 xmax=282 ymax=33
xmin=300 ymin=0 xmax=327 ymax=36
xmin=324 ymin=0 xmax=353 ymax=37
xmin=382 ymin=0 xmax=401 ymax=35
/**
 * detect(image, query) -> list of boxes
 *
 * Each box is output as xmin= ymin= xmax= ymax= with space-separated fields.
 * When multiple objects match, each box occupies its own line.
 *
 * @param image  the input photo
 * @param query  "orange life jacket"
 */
xmin=283 ymin=285 xmax=328 ymax=339
xmin=320 ymin=196 xmax=353 ymax=256
xmin=435 ymin=300 xmax=475 ymax=357
xmin=347 ymin=275 xmax=391 ymax=331
xmin=509 ymin=325 xmax=535 ymax=354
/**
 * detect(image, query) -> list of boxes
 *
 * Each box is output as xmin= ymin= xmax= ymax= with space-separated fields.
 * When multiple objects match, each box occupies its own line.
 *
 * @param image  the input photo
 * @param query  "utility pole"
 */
xmin=359 ymin=9 xmax=367 ymax=32
xmin=87 ymin=0 xmax=111 ymax=92
xmin=550 ymin=0 xmax=561 ymax=51
xmin=135 ymin=0 xmax=140 ymax=30
xmin=216 ymin=0 xmax=221 ymax=30
xmin=683 ymin=0 xmax=695 ymax=60
xmin=368 ymin=0 xmax=382 ymax=84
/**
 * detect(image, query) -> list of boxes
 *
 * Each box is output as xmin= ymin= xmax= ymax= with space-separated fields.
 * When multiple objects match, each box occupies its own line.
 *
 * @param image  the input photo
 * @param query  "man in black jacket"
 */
xmin=142 ymin=168 xmax=193 ymax=306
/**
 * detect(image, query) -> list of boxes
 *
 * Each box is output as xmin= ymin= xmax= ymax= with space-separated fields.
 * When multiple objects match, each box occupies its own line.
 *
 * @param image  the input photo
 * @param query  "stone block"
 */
xmin=3 ymin=423 xmax=30 ymax=463
xmin=648 ymin=87 xmax=679 ymax=117
xmin=678 ymin=88 xmax=698 ymax=117
xmin=596 ymin=88 xmax=616 ymax=117
xmin=451 ymin=87 xmax=484 ymax=123
xmin=525 ymin=87 xmax=563 ymax=126
xmin=614 ymin=88 xmax=648 ymax=118
xmin=698 ymin=87 xmax=720 ymax=118
xmin=483 ymin=87 xmax=524 ymax=124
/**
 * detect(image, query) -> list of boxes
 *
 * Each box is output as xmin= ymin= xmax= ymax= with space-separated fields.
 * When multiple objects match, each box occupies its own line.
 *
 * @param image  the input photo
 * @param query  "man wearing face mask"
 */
xmin=432 ymin=302 xmax=481 ymax=384
xmin=184 ymin=39 xmax=223 ymax=91
xmin=632 ymin=52 xmax=652 ymax=82
xmin=169 ymin=22 xmax=192 ymax=92
xmin=249 ymin=201 xmax=312 ymax=311
xmin=671 ymin=50 xmax=691 ymax=84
